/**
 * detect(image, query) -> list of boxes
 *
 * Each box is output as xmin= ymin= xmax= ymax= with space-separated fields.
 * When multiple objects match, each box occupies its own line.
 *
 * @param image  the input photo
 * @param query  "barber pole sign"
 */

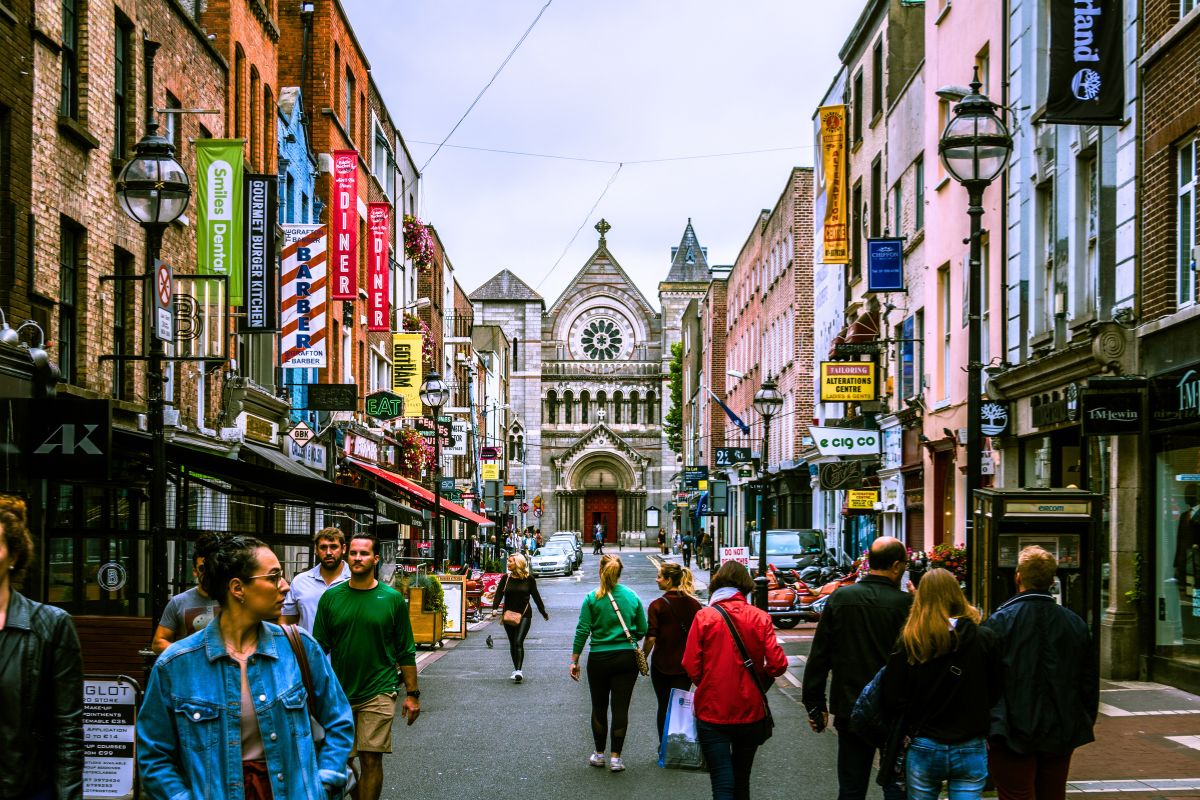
xmin=280 ymin=224 xmax=327 ymax=368
xmin=330 ymin=150 xmax=358 ymax=300
xmin=367 ymin=203 xmax=391 ymax=331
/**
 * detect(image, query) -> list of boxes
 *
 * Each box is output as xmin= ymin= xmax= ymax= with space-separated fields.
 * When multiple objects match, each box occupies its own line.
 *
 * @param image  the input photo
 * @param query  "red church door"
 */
xmin=584 ymin=491 xmax=617 ymax=540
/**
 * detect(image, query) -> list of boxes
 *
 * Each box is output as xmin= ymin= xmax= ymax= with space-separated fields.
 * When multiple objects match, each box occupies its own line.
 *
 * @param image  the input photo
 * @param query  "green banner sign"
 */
xmin=196 ymin=140 xmax=244 ymax=305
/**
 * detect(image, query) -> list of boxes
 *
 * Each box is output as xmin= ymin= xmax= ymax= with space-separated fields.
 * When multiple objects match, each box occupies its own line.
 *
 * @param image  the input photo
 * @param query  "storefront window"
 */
xmin=83 ymin=538 xmax=137 ymax=613
xmin=47 ymin=538 xmax=74 ymax=604
xmin=1087 ymin=438 xmax=1111 ymax=616
xmin=1155 ymin=434 xmax=1200 ymax=669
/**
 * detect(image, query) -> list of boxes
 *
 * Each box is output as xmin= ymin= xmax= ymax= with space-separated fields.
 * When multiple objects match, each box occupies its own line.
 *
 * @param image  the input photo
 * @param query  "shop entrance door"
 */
xmin=585 ymin=491 xmax=617 ymax=542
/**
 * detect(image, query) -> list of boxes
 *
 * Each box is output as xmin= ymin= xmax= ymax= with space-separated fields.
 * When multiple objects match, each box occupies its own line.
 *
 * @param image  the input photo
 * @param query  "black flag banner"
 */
xmin=1045 ymin=0 xmax=1124 ymax=125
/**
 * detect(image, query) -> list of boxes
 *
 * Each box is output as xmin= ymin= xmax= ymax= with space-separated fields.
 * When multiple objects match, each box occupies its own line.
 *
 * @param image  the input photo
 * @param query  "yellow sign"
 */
xmin=390 ymin=333 xmax=423 ymax=417
xmin=819 ymin=105 xmax=849 ymax=264
xmin=819 ymin=362 xmax=877 ymax=402
xmin=482 ymin=463 xmax=500 ymax=481
xmin=847 ymin=490 xmax=879 ymax=510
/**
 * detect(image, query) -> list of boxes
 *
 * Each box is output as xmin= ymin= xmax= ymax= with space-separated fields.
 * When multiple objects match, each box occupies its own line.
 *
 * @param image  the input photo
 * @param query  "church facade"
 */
xmin=470 ymin=220 xmax=710 ymax=540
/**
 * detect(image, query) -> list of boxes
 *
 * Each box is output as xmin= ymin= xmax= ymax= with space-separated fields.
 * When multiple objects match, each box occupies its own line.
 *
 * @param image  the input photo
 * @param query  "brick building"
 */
xmin=0 ymin=0 xmax=34 ymax=324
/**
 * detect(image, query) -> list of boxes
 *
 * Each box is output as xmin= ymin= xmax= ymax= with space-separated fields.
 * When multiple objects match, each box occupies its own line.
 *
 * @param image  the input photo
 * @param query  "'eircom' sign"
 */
xmin=819 ymin=362 xmax=877 ymax=402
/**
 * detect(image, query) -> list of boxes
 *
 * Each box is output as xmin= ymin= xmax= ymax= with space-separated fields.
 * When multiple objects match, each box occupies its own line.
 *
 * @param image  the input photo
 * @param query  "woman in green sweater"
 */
xmin=570 ymin=554 xmax=648 ymax=772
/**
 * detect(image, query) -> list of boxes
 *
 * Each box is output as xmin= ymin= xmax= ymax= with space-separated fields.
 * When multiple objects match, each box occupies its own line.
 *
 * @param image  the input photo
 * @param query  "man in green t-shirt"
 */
xmin=314 ymin=533 xmax=420 ymax=800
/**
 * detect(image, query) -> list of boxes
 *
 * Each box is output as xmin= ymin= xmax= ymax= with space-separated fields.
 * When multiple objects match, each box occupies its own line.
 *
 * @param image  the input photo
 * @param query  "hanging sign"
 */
xmin=153 ymin=260 xmax=173 ymax=342
xmin=367 ymin=203 xmax=391 ymax=331
xmin=330 ymin=150 xmax=358 ymax=300
xmin=365 ymin=390 xmax=406 ymax=420
xmin=1080 ymin=389 xmax=1142 ymax=436
xmin=819 ymin=105 xmax=849 ymax=264
xmin=445 ymin=420 xmax=468 ymax=456
xmin=304 ymin=383 xmax=357 ymax=411
xmin=819 ymin=362 xmax=877 ymax=402
xmin=390 ymin=333 xmax=423 ymax=417
xmin=1045 ymin=0 xmax=1124 ymax=125
xmin=811 ymin=426 xmax=881 ymax=457
xmin=280 ymin=224 xmax=327 ymax=368
xmin=243 ymin=173 xmax=278 ymax=331
xmin=980 ymin=401 xmax=1010 ymax=437
xmin=866 ymin=238 xmax=905 ymax=292
xmin=482 ymin=463 xmax=500 ymax=481
xmin=847 ymin=489 xmax=879 ymax=510
xmin=195 ymin=139 xmax=244 ymax=304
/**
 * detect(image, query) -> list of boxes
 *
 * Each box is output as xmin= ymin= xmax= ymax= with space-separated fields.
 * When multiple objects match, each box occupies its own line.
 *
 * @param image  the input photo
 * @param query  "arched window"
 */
xmin=546 ymin=390 xmax=558 ymax=424
xmin=596 ymin=390 xmax=606 ymax=421
xmin=508 ymin=434 xmax=518 ymax=461
xmin=612 ymin=391 xmax=623 ymax=423
xmin=263 ymin=84 xmax=275 ymax=171
xmin=234 ymin=46 xmax=245 ymax=138
xmin=580 ymin=390 xmax=590 ymax=424
xmin=646 ymin=390 xmax=657 ymax=424
xmin=564 ymin=391 xmax=574 ymax=424
xmin=249 ymin=66 xmax=260 ymax=168
xmin=629 ymin=391 xmax=640 ymax=425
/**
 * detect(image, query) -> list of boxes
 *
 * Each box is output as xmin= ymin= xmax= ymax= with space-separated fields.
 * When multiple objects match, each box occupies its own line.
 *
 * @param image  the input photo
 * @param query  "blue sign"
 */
xmin=867 ymin=238 xmax=905 ymax=292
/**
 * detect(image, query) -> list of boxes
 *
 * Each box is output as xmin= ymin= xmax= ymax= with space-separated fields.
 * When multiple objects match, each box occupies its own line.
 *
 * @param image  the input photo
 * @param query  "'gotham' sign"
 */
xmin=1045 ymin=0 xmax=1124 ymax=125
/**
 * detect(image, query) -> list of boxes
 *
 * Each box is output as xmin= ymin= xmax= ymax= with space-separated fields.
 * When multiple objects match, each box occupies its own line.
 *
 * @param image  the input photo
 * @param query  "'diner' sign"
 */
xmin=280 ymin=225 xmax=327 ymax=368
xmin=820 ymin=362 xmax=877 ymax=402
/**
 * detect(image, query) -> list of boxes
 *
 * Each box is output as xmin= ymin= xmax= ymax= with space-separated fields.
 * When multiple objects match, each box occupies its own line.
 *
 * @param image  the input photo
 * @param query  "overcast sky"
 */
xmin=346 ymin=0 xmax=862 ymax=309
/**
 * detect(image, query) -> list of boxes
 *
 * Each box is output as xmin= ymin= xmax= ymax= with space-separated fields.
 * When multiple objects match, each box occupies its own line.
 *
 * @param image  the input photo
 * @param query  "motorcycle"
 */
xmin=764 ymin=561 xmax=856 ymax=628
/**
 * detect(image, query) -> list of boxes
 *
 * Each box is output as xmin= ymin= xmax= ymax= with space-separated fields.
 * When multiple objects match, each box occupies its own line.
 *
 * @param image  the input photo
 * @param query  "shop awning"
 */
xmin=347 ymin=458 xmax=494 ymax=527
xmin=846 ymin=310 xmax=880 ymax=343
xmin=241 ymin=440 xmax=318 ymax=478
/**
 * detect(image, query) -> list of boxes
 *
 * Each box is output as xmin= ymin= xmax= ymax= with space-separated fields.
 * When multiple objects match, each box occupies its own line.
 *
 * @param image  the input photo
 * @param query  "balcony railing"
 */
xmin=542 ymin=360 xmax=662 ymax=378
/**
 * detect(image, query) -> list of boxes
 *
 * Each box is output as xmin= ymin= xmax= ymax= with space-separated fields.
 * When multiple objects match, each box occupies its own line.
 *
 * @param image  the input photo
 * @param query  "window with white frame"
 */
xmin=940 ymin=265 xmax=951 ymax=401
xmin=1036 ymin=183 xmax=1055 ymax=330
xmin=1185 ymin=0 xmax=1199 ymax=16
xmin=1178 ymin=137 xmax=1197 ymax=308
xmin=1082 ymin=153 xmax=1100 ymax=312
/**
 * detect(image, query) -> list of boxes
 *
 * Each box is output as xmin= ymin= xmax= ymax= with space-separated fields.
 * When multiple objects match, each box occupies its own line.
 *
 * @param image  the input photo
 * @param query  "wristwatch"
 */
xmin=406 ymin=690 xmax=421 ymax=699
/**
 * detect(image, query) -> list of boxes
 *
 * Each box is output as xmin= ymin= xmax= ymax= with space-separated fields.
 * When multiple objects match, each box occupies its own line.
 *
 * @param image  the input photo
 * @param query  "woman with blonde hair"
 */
xmin=644 ymin=562 xmax=703 ymax=742
xmin=492 ymin=552 xmax=548 ymax=683
xmin=570 ymin=554 xmax=647 ymax=772
xmin=880 ymin=568 xmax=1002 ymax=800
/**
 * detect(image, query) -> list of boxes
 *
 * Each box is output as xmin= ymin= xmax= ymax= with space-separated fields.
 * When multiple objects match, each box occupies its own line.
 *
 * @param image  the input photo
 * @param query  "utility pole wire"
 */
xmin=535 ymin=163 xmax=623 ymax=290
xmin=420 ymin=0 xmax=554 ymax=172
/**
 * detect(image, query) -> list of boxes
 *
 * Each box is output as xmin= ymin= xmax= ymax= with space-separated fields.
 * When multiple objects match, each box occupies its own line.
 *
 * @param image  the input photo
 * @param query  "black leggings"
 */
xmin=650 ymin=665 xmax=692 ymax=742
xmin=586 ymin=650 xmax=639 ymax=754
xmin=503 ymin=613 xmax=531 ymax=670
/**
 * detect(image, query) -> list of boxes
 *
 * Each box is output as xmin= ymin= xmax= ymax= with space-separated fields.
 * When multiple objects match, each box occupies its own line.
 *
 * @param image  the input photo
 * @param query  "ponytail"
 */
xmin=659 ymin=562 xmax=697 ymax=597
xmin=597 ymin=554 xmax=623 ymax=598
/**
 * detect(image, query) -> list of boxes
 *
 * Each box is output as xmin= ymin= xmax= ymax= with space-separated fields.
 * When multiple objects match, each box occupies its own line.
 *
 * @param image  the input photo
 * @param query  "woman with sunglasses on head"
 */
xmin=643 ymin=562 xmax=702 ymax=744
xmin=137 ymin=535 xmax=355 ymax=799
xmin=492 ymin=552 xmax=549 ymax=684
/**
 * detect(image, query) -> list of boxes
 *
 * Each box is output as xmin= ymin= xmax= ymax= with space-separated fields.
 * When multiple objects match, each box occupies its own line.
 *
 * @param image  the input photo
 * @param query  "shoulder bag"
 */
xmin=284 ymin=625 xmax=358 ymax=792
xmin=499 ymin=577 xmax=530 ymax=627
xmin=607 ymin=593 xmax=650 ymax=676
xmin=713 ymin=603 xmax=774 ymax=744
xmin=876 ymin=655 xmax=962 ymax=789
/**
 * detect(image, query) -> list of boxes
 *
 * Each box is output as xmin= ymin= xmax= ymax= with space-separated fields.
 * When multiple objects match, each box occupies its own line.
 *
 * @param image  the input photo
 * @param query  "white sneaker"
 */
xmin=589 ymin=752 xmax=606 ymax=768
xmin=513 ymin=669 xmax=523 ymax=683
xmin=609 ymin=757 xmax=625 ymax=772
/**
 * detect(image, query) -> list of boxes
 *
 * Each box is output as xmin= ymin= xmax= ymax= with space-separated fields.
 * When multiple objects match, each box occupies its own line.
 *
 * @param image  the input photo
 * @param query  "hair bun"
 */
xmin=0 ymin=495 xmax=27 ymax=525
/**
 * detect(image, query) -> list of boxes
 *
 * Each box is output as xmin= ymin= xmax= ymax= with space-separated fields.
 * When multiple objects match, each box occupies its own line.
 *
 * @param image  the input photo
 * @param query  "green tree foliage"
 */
xmin=665 ymin=341 xmax=683 ymax=453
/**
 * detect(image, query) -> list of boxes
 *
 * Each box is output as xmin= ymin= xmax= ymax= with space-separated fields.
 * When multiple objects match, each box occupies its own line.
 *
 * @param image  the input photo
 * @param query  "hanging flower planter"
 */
xmin=403 ymin=214 xmax=435 ymax=271
xmin=403 ymin=313 xmax=434 ymax=364
xmin=927 ymin=543 xmax=968 ymax=585
xmin=394 ymin=426 xmax=435 ymax=480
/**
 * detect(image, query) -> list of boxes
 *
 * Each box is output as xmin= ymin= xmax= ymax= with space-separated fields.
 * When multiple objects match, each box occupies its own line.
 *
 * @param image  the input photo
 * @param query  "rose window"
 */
xmin=581 ymin=319 xmax=624 ymax=360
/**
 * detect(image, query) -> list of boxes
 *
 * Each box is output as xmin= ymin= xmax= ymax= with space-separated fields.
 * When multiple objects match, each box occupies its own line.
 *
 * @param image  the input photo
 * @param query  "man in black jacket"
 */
xmin=804 ymin=536 xmax=912 ymax=800
xmin=984 ymin=546 xmax=1098 ymax=800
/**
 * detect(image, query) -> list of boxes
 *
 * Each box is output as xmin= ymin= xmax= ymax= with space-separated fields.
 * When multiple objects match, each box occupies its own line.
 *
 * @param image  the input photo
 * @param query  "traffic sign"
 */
xmin=287 ymin=421 xmax=315 ymax=448
xmin=154 ymin=260 xmax=174 ymax=341
xmin=519 ymin=502 xmax=529 ymax=513
xmin=533 ymin=508 xmax=543 ymax=518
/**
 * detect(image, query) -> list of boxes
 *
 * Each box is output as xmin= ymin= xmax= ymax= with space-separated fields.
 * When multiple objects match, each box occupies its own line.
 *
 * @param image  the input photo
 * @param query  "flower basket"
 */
xmin=394 ymin=426 xmax=434 ymax=480
xmin=402 ymin=313 xmax=434 ymax=365
xmin=403 ymin=215 xmax=435 ymax=270
xmin=927 ymin=543 xmax=967 ymax=584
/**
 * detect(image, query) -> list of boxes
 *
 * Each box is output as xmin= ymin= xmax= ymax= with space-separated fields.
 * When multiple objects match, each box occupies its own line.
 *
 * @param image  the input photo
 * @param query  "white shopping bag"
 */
xmin=658 ymin=688 xmax=707 ymax=770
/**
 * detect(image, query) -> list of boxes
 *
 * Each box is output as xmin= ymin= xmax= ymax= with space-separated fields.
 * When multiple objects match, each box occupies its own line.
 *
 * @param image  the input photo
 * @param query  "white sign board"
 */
xmin=153 ymin=261 xmax=173 ymax=342
xmin=83 ymin=679 xmax=137 ymax=799
xmin=287 ymin=420 xmax=315 ymax=448
xmin=288 ymin=437 xmax=327 ymax=471
xmin=444 ymin=420 xmax=468 ymax=456
xmin=810 ymin=426 xmax=882 ymax=457
xmin=720 ymin=546 xmax=751 ymax=567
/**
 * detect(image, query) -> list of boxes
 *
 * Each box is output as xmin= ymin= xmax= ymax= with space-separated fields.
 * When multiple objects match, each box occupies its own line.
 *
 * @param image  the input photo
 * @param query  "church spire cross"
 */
xmin=595 ymin=218 xmax=611 ymax=246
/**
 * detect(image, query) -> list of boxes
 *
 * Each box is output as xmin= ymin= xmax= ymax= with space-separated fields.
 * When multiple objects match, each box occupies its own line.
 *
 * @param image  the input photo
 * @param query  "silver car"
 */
xmin=548 ymin=533 xmax=583 ymax=568
xmin=530 ymin=543 xmax=575 ymax=577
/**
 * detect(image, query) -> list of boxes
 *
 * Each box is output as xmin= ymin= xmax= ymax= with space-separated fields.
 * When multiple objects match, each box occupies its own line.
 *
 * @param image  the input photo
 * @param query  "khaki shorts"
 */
xmin=350 ymin=692 xmax=397 ymax=755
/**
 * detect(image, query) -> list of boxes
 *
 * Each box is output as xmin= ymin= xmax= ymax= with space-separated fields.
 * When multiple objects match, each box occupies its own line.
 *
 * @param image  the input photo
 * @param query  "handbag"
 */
xmin=874 ymin=657 xmax=962 ymax=789
xmin=607 ymin=594 xmax=650 ymax=676
xmin=283 ymin=625 xmax=358 ymax=793
xmin=499 ymin=576 xmax=530 ymax=627
xmin=712 ymin=604 xmax=774 ymax=744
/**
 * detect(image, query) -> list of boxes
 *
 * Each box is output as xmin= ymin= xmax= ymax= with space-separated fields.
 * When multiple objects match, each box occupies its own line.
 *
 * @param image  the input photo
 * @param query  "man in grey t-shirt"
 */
xmin=152 ymin=533 xmax=221 ymax=654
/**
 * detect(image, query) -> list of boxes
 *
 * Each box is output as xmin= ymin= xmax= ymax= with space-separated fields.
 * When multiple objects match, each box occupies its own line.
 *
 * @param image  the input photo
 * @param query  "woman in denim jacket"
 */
xmin=138 ymin=535 xmax=354 ymax=799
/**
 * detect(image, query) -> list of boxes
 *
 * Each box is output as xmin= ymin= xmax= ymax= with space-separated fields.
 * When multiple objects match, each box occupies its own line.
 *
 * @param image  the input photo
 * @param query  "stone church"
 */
xmin=470 ymin=220 xmax=709 ymax=539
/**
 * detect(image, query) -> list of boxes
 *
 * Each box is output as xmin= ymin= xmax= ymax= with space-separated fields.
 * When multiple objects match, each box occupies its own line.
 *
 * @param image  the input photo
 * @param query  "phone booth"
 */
xmin=972 ymin=488 xmax=1103 ymax=632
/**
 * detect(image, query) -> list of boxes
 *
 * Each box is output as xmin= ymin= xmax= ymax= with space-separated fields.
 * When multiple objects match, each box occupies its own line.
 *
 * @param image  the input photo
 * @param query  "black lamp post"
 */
xmin=937 ymin=68 xmax=1012 ymax=596
xmin=420 ymin=371 xmax=450 ymax=568
xmin=115 ymin=40 xmax=191 ymax=623
xmin=752 ymin=375 xmax=783 ymax=610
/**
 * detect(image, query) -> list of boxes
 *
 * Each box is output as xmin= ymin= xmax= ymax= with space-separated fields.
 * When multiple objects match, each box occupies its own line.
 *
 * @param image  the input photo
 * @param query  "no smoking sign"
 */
xmin=153 ymin=261 xmax=174 ymax=341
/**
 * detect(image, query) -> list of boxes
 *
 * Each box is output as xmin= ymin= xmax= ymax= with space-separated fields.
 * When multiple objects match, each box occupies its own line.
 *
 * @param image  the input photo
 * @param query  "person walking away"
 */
xmin=803 ymin=536 xmax=913 ymax=800
xmin=684 ymin=561 xmax=788 ymax=800
xmin=151 ymin=531 xmax=222 ymax=654
xmin=984 ymin=546 xmax=1098 ymax=800
xmin=492 ymin=553 xmax=549 ymax=683
xmin=0 ymin=496 xmax=83 ymax=800
xmin=658 ymin=530 xmax=668 ymax=555
xmin=281 ymin=526 xmax=351 ymax=632
xmin=644 ymin=563 xmax=703 ymax=742
xmin=593 ymin=522 xmax=604 ymax=555
xmin=571 ymin=554 xmax=647 ymax=772
xmin=138 ymin=534 xmax=355 ymax=799
xmin=880 ymin=569 xmax=1002 ymax=800
xmin=682 ymin=531 xmax=695 ymax=568
xmin=314 ymin=533 xmax=422 ymax=800
xmin=673 ymin=532 xmax=682 ymax=555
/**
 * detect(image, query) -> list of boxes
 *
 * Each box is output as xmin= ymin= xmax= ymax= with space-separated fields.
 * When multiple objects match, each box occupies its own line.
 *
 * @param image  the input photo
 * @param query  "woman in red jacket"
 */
xmin=683 ymin=561 xmax=788 ymax=800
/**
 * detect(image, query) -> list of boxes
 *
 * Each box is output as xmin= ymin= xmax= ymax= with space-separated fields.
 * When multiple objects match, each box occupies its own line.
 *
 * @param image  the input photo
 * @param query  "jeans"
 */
xmin=834 ymin=717 xmax=906 ymax=800
xmin=987 ymin=738 xmax=1073 ymax=800
xmin=697 ymin=719 xmax=761 ymax=800
xmin=586 ymin=650 xmax=639 ymax=753
xmin=650 ymin=666 xmax=691 ymax=744
xmin=503 ymin=613 xmax=531 ymax=670
xmin=905 ymin=737 xmax=988 ymax=800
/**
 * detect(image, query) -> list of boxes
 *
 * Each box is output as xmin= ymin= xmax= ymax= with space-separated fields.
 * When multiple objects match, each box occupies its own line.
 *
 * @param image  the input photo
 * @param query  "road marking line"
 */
xmin=1099 ymin=703 xmax=1200 ymax=717
xmin=1067 ymin=779 xmax=1200 ymax=793
xmin=778 ymin=670 xmax=802 ymax=688
xmin=1166 ymin=735 xmax=1200 ymax=750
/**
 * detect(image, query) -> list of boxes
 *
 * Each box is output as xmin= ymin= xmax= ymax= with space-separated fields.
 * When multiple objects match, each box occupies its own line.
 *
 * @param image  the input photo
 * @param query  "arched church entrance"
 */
xmin=557 ymin=453 xmax=647 ymax=543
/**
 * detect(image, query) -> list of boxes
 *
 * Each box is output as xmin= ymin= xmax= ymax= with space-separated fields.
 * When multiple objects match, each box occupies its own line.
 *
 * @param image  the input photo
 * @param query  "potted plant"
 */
xmin=928 ymin=543 xmax=967 ymax=585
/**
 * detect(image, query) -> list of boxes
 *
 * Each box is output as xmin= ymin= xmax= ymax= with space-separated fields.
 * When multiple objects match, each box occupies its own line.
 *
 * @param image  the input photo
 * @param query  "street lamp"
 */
xmin=115 ymin=41 xmax=191 ymax=623
xmin=752 ymin=375 xmax=783 ymax=610
xmin=420 ymin=371 xmax=450 ymax=567
xmin=938 ymin=68 xmax=1012 ymax=596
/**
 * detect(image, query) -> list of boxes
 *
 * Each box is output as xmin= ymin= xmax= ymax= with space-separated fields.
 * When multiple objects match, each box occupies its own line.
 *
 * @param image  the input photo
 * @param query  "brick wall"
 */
xmin=725 ymin=211 xmax=766 ymax=450
xmin=0 ymin=0 xmax=34 ymax=322
xmin=702 ymin=278 xmax=728 ymax=468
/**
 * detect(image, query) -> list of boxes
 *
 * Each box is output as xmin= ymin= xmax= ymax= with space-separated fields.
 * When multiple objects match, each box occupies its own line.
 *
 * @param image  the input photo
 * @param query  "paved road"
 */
xmin=382 ymin=549 xmax=841 ymax=799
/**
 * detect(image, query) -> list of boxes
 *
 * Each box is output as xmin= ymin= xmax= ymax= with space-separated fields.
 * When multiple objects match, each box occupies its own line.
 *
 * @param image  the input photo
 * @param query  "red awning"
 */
xmin=348 ymin=458 xmax=494 ymax=527
xmin=846 ymin=310 xmax=880 ymax=343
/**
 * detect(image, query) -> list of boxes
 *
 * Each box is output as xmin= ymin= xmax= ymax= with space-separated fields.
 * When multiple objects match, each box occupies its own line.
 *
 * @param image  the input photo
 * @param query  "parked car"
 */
xmin=548 ymin=532 xmax=583 ymax=568
xmin=747 ymin=529 xmax=826 ymax=571
xmin=530 ymin=542 xmax=575 ymax=577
